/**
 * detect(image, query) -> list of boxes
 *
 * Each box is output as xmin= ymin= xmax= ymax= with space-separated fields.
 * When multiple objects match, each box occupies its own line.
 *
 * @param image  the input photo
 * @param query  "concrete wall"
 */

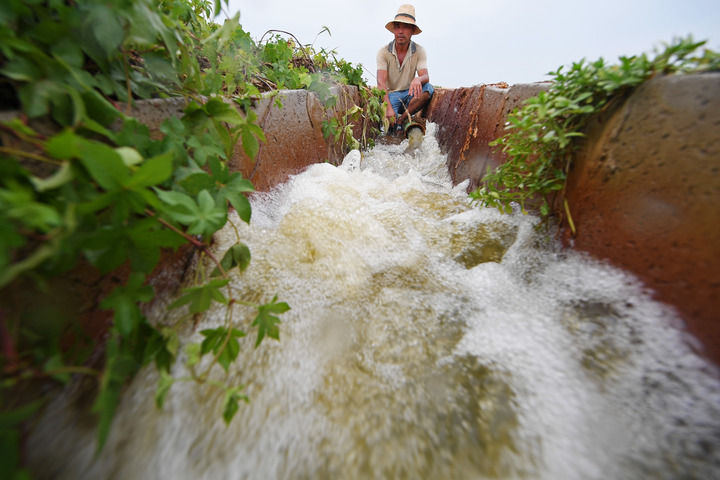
xmin=426 ymin=74 xmax=720 ymax=365
xmin=426 ymin=82 xmax=549 ymax=190
xmin=561 ymin=73 xmax=720 ymax=365
xmin=126 ymin=86 xmax=362 ymax=191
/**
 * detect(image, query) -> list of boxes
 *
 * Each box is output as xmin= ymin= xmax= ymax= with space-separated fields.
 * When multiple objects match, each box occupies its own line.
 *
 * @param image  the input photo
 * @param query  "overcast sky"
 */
xmin=225 ymin=0 xmax=719 ymax=88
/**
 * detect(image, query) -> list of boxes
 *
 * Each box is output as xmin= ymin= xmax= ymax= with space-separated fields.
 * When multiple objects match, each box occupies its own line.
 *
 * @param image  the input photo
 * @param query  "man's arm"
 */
xmin=377 ymin=69 xmax=396 ymax=122
xmin=409 ymin=69 xmax=429 ymax=98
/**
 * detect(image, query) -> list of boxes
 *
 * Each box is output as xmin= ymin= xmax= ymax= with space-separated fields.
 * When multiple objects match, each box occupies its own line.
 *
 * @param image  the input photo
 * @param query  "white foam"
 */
xmin=27 ymin=123 xmax=720 ymax=480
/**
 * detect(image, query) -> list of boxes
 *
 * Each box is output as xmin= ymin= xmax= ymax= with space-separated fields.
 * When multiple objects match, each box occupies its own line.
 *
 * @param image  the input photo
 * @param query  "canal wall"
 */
xmin=426 ymin=73 xmax=720 ymax=364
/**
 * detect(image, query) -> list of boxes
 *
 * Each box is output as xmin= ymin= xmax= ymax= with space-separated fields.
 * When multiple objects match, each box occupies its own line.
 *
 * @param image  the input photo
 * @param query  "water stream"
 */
xmin=28 ymin=124 xmax=720 ymax=479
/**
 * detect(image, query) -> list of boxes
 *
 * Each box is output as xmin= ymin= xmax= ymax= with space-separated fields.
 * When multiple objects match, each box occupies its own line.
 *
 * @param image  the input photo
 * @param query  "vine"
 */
xmin=470 ymin=36 xmax=720 ymax=218
xmin=0 ymin=0 xmax=377 ymax=476
xmin=320 ymin=86 xmax=385 ymax=161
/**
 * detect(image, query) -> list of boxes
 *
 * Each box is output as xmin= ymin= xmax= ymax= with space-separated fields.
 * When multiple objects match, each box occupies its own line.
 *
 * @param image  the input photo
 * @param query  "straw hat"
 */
xmin=385 ymin=4 xmax=422 ymax=34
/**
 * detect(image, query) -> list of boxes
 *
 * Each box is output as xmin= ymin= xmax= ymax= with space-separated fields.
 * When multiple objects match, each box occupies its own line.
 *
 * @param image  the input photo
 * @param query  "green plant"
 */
xmin=0 ymin=1 xmax=350 ymax=476
xmin=322 ymin=103 xmax=362 ymax=158
xmin=470 ymin=36 xmax=720 ymax=219
xmin=0 ymin=0 xmax=382 ymax=474
xmin=251 ymin=27 xmax=382 ymax=160
xmin=321 ymin=87 xmax=386 ymax=160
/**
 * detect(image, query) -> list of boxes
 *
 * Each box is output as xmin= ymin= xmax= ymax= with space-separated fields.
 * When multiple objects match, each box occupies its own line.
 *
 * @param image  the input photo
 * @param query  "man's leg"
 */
xmin=387 ymin=90 xmax=411 ymax=135
xmin=387 ymin=91 xmax=407 ymax=117
xmin=397 ymin=84 xmax=434 ymax=125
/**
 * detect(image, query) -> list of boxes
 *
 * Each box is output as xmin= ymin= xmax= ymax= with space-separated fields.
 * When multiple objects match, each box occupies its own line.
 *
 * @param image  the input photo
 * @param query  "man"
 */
xmin=376 ymin=4 xmax=434 ymax=133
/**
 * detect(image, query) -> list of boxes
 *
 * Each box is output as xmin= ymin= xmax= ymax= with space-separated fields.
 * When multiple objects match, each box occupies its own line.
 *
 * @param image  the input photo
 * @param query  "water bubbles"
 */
xmin=27 ymin=123 xmax=720 ymax=480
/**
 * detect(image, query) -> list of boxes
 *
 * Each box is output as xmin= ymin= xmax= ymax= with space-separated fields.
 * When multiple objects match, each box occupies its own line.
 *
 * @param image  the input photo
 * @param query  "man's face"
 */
xmin=393 ymin=22 xmax=414 ymax=46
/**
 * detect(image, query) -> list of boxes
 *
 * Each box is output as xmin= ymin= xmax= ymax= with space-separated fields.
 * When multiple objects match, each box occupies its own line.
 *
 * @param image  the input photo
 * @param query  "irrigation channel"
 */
xmin=28 ymin=124 xmax=720 ymax=479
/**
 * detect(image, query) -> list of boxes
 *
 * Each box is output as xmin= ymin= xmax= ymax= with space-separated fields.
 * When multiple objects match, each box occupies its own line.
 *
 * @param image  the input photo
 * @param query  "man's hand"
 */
xmin=385 ymin=103 xmax=396 ymax=123
xmin=409 ymin=77 xmax=422 ymax=98
xmin=377 ymin=69 xmax=396 ymax=124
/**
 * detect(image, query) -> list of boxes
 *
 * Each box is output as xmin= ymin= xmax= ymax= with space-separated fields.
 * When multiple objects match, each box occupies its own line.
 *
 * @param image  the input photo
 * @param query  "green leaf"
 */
xmin=157 ymin=189 xmax=227 ymax=236
xmin=155 ymin=371 xmax=174 ymax=409
xmin=202 ymin=326 xmax=236 ymax=354
xmin=180 ymin=172 xmax=216 ymax=196
xmin=0 ymin=55 xmax=40 ymax=81
xmin=115 ymin=147 xmax=143 ymax=167
xmin=200 ymin=328 xmax=223 ymax=355
xmin=187 ymin=134 xmax=227 ymax=165
xmin=143 ymin=327 xmax=174 ymax=372
xmin=252 ymin=295 xmax=289 ymax=347
xmin=51 ymin=39 xmax=85 ymax=69
xmin=1 ymin=118 xmax=38 ymax=138
xmin=156 ymin=189 xmax=196 ymax=210
xmin=100 ymin=273 xmax=154 ymax=337
xmin=190 ymin=190 xmax=227 ymax=235
xmin=125 ymin=219 xmax=185 ymax=273
xmin=217 ymin=335 xmax=239 ymax=371
xmin=2 ymin=185 xmax=62 ymax=231
xmin=224 ymin=175 xmax=255 ymax=194
xmin=228 ymin=243 xmax=252 ymax=272
xmin=205 ymin=98 xmax=245 ymax=125
xmin=86 ymin=4 xmax=124 ymax=57
xmin=199 ymin=326 xmax=246 ymax=372
xmin=164 ymin=328 xmax=180 ymax=358
xmin=212 ymin=243 xmax=251 ymax=277
xmin=220 ymin=174 xmax=254 ymax=223
xmin=222 ymin=386 xmax=248 ymax=425
xmin=185 ymin=343 xmax=202 ymax=367
xmin=125 ymin=152 xmax=173 ymax=189
xmin=77 ymin=140 xmax=130 ymax=190
xmin=207 ymin=156 xmax=229 ymax=182
xmin=169 ymin=278 xmax=230 ymax=314
xmin=82 ymin=89 xmax=123 ymax=127
xmin=240 ymin=124 xmax=260 ymax=159
xmin=160 ymin=116 xmax=186 ymax=138
xmin=93 ymin=336 xmax=142 ymax=452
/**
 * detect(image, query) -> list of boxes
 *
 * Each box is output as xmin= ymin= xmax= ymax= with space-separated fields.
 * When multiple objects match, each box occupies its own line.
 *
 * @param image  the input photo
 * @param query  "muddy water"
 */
xmin=28 ymin=124 xmax=720 ymax=479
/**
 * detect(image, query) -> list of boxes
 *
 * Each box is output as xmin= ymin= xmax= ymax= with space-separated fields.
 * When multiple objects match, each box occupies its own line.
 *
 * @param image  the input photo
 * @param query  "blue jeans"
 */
xmin=388 ymin=83 xmax=435 ymax=115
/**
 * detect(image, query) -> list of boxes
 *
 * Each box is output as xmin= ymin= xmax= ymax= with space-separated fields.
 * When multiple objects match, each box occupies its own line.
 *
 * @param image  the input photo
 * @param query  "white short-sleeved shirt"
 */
xmin=376 ymin=41 xmax=428 ymax=92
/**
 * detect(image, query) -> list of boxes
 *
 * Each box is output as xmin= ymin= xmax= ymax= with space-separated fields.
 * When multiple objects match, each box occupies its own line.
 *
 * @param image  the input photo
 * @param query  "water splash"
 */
xmin=404 ymin=125 xmax=425 ymax=153
xmin=27 ymin=124 xmax=720 ymax=479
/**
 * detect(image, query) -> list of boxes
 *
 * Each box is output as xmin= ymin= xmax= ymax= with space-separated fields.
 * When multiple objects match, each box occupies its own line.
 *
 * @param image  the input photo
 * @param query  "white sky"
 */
xmin=225 ymin=0 xmax=719 ymax=88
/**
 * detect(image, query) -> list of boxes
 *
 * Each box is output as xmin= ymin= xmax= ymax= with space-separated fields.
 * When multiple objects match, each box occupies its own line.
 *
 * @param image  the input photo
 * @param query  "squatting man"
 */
xmin=376 ymin=4 xmax=434 ymax=134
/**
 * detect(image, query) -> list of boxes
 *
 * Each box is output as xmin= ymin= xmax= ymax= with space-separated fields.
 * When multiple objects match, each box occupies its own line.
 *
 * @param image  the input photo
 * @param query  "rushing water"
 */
xmin=29 ymin=124 xmax=720 ymax=479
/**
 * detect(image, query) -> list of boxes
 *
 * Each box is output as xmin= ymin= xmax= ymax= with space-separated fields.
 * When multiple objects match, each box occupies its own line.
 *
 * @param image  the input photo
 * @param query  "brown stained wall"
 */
xmin=561 ymin=73 xmax=720 ymax=364
xmin=228 ymin=87 xmax=362 ymax=191
xmin=426 ymin=74 xmax=720 ymax=365
xmin=426 ymin=82 xmax=549 ymax=191
xmin=127 ymin=86 xmax=362 ymax=192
